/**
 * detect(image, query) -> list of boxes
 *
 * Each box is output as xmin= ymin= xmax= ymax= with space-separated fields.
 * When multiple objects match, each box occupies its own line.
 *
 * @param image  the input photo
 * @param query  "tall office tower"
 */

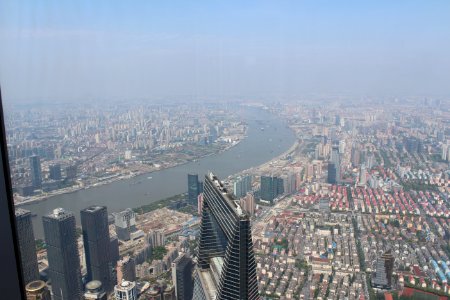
xmin=49 ymin=164 xmax=62 ymax=180
xmin=372 ymin=250 xmax=395 ymax=289
xmin=29 ymin=155 xmax=42 ymax=188
xmin=114 ymin=281 xmax=137 ymax=300
xmin=358 ymin=164 xmax=367 ymax=186
xmin=339 ymin=140 xmax=346 ymax=154
xmin=84 ymin=280 xmax=107 ymax=300
xmin=188 ymin=174 xmax=200 ymax=206
xmin=330 ymin=145 xmax=341 ymax=183
xmin=327 ymin=163 xmax=337 ymax=184
xmin=114 ymin=208 xmax=137 ymax=241
xmin=233 ymin=175 xmax=252 ymax=198
xmin=43 ymin=208 xmax=82 ymax=300
xmin=171 ymin=253 xmax=194 ymax=300
xmin=81 ymin=206 xmax=113 ymax=292
xmin=194 ymin=173 xmax=259 ymax=300
xmin=366 ymin=153 xmax=375 ymax=169
xmin=25 ymin=280 xmax=51 ymax=300
xmin=351 ymin=145 xmax=361 ymax=167
xmin=148 ymin=229 xmax=166 ymax=247
xmin=65 ymin=165 xmax=77 ymax=180
xmin=110 ymin=236 xmax=120 ymax=268
xmin=240 ymin=193 xmax=256 ymax=217
xmin=260 ymin=176 xmax=283 ymax=204
xmin=15 ymin=208 xmax=39 ymax=285
xmin=117 ymin=256 xmax=136 ymax=283
xmin=198 ymin=193 xmax=204 ymax=215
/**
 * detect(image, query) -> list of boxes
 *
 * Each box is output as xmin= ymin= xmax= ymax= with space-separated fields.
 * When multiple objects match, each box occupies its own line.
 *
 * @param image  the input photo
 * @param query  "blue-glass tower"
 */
xmin=194 ymin=173 xmax=259 ymax=300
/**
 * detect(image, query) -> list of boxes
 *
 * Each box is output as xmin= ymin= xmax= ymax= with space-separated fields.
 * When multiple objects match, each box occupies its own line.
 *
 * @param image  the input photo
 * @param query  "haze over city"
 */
xmin=1 ymin=1 xmax=450 ymax=103
xmin=1 ymin=2 xmax=450 ymax=300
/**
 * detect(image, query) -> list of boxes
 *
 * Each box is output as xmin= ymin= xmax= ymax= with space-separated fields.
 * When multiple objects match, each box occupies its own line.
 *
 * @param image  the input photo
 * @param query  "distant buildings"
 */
xmin=193 ymin=172 xmax=259 ymax=299
xmin=81 ymin=206 xmax=115 ymax=292
xmin=171 ymin=253 xmax=194 ymax=300
xmin=15 ymin=208 xmax=39 ymax=285
xmin=114 ymin=208 xmax=137 ymax=241
xmin=187 ymin=174 xmax=202 ymax=207
xmin=29 ymin=155 xmax=42 ymax=188
xmin=114 ymin=281 xmax=137 ymax=300
xmin=328 ymin=145 xmax=341 ymax=184
xmin=43 ymin=208 xmax=82 ymax=300
xmin=49 ymin=164 xmax=62 ymax=181
xmin=240 ymin=192 xmax=256 ymax=216
xmin=260 ymin=175 xmax=284 ymax=204
xmin=372 ymin=250 xmax=395 ymax=289
xmin=117 ymin=256 xmax=136 ymax=283
xmin=25 ymin=280 xmax=51 ymax=300
xmin=233 ymin=175 xmax=252 ymax=198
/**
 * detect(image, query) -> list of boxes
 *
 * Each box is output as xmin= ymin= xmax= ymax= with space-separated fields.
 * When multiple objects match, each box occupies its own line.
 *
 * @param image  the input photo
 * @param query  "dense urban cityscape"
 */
xmin=2 ymin=1 xmax=450 ymax=300
xmin=8 ymin=99 xmax=450 ymax=300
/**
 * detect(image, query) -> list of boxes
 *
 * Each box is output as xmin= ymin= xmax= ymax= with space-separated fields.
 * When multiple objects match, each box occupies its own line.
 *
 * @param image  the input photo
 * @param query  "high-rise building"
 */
xmin=114 ymin=208 xmax=137 ymax=241
xmin=43 ymin=208 xmax=82 ymax=300
xmin=65 ymin=165 xmax=77 ymax=180
xmin=81 ymin=206 xmax=114 ymax=292
xmin=84 ymin=280 xmax=107 ymax=300
xmin=260 ymin=175 xmax=283 ymax=204
xmin=171 ymin=253 xmax=194 ymax=300
xmin=15 ymin=208 xmax=39 ymax=285
xmin=372 ymin=250 xmax=395 ymax=289
xmin=25 ymin=280 xmax=51 ymax=300
xmin=117 ymin=256 xmax=136 ymax=283
xmin=329 ymin=145 xmax=341 ymax=184
xmin=193 ymin=173 xmax=259 ymax=300
xmin=188 ymin=174 xmax=200 ymax=206
xmin=49 ymin=164 xmax=62 ymax=181
xmin=240 ymin=193 xmax=256 ymax=217
xmin=114 ymin=281 xmax=137 ymax=300
xmin=29 ymin=155 xmax=42 ymax=188
xmin=351 ymin=145 xmax=361 ymax=167
xmin=327 ymin=163 xmax=337 ymax=184
xmin=358 ymin=164 xmax=367 ymax=186
xmin=233 ymin=175 xmax=252 ymax=198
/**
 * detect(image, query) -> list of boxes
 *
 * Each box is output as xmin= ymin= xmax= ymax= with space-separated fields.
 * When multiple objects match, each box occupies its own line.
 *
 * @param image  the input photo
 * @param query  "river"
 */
xmin=21 ymin=107 xmax=297 ymax=238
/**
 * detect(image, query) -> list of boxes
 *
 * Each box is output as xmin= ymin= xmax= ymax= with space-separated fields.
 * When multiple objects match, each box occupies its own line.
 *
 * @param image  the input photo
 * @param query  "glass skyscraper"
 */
xmin=81 ymin=205 xmax=114 ymax=293
xmin=194 ymin=172 xmax=259 ymax=300
xmin=15 ymin=208 xmax=39 ymax=285
xmin=188 ymin=173 xmax=200 ymax=206
xmin=43 ymin=208 xmax=82 ymax=300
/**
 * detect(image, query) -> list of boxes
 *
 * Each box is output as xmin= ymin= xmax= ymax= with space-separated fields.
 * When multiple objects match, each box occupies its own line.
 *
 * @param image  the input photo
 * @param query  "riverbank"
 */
xmin=23 ymin=106 xmax=298 ymax=239
xmin=15 ymin=135 xmax=246 ymax=207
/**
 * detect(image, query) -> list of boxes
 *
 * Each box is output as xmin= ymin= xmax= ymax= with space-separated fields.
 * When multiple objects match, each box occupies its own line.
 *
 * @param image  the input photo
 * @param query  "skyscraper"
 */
xmin=49 ymin=164 xmax=62 ymax=181
xmin=29 ymin=155 xmax=42 ymax=188
xmin=15 ymin=208 xmax=39 ymax=285
xmin=171 ymin=253 xmax=193 ymax=300
xmin=193 ymin=172 xmax=259 ymax=300
xmin=117 ymin=256 xmax=136 ymax=283
xmin=372 ymin=250 xmax=395 ymax=289
xmin=329 ymin=145 xmax=341 ymax=184
xmin=114 ymin=281 xmax=137 ymax=300
xmin=260 ymin=175 xmax=283 ymax=204
xmin=114 ymin=208 xmax=137 ymax=241
xmin=188 ymin=173 xmax=200 ymax=206
xmin=81 ymin=206 xmax=114 ymax=293
xmin=43 ymin=208 xmax=82 ymax=300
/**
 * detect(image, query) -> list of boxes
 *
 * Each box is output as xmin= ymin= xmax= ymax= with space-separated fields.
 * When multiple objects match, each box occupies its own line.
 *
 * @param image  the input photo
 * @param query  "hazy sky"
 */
xmin=1 ymin=1 xmax=450 ymax=103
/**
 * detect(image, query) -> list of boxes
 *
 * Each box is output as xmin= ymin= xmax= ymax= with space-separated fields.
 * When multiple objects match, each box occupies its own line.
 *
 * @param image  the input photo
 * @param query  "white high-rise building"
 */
xmin=114 ymin=281 xmax=137 ymax=300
